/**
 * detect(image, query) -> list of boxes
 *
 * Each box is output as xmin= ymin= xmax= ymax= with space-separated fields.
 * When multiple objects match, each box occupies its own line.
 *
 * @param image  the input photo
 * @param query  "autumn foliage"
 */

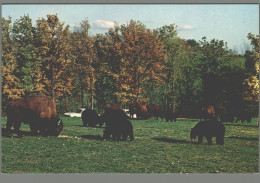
xmin=1 ymin=14 xmax=259 ymax=116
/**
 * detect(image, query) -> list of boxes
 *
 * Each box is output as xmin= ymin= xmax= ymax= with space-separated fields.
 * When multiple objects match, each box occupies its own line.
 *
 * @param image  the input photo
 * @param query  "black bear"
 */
xmin=101 ymin=109 xmax=134 ymax=141
xmin=81 ymin=108 xmax=102 ymax=127
xmin=164 ymin=110 xmax=177 ymax=122
xmin=190 ymin=120 xmax=225 ymax=145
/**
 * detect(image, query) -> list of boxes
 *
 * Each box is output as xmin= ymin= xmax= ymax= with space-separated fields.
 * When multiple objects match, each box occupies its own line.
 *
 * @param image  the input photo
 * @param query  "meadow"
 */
xmin=1 ymin=116 xmax=259 ymax=173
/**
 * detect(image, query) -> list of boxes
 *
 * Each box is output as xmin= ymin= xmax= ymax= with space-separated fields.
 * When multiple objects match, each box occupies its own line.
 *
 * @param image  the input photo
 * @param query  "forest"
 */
xmin=1 ymin=14 xmax=259 ymax=117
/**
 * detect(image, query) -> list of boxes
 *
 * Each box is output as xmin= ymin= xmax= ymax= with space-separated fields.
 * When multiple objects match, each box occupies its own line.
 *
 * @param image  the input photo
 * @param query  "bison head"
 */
xmin=190 ymin=127 xmax=197 ymax=142
xmin=48 ymin=118 xmax=63 ymax=136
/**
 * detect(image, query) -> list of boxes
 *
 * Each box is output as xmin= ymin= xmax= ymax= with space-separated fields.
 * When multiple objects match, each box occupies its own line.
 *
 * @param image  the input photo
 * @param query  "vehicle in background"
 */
xmin=123 ymin=109 xmax=137 ymax=118
xmin=64 ymin=108 xmax=86 ymax=117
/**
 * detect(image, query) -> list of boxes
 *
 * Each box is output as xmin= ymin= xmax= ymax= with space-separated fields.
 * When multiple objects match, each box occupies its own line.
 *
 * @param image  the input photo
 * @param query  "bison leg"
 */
xmin=198 ymin=135 xmax=203 ymax=144
xmin=99 ymin=121 xmax=103 ymax=127
xmin=103 ymin=129 xmax=111 ymax=140
xmin=112 ymin=130 xmax=121 ymax=141
xmin=13 ymin=121 xmax=22 ymax=138
xmin=206 ymin=136 xmax=212 ymax=145
xmin=129 ymin=128 xmax=134 ymax=141
xmin=6 ymin=119 xmax=14 ymax=137
xmin=122 ymin=131 xmax=127 ymax=141
xmin=30 ymin=124 xmax=38 ymax=136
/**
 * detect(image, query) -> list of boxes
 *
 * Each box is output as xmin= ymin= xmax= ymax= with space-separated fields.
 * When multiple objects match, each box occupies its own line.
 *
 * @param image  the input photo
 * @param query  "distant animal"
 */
xmin=201 ymin=105 xmax=216 ymax=121
xmin=6 ymin=95 xmax=63 ymax=138
xmin=129 ymin=103 xmax=137 ymax=119
xmin=147 ymin=104 xmax=162 ymax=120
xmin=81 ymin=108 xmax=102 ymax=127
xmin=218 ymin=106 xmax=235 ymax=122
xmin=105 ymin=104 xmax=122 ymax=111
xmin=164 ymin=110 xmax=177 ymax=122
xmin=214 ymin=104 xmax=227 ymax=122
xmin=190 ymin=120 xmax=225 ymax=145
xmin=101 ymin=109 xmax=134 ymax=141
xmin=236 ymin=111 xmax=252 ymax=123
xmin=135 ymin=103 xmax=148 ymax=120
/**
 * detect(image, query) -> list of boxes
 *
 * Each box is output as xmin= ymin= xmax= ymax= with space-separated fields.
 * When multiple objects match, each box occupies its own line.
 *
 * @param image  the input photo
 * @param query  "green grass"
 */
xmin=1 ymin=116 xmax=259 ymax=173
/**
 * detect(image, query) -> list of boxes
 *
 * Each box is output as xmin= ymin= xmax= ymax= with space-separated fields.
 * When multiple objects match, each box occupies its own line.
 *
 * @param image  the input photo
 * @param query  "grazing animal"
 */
xmin=81 ymin=108 xmax=102 ymax=127
xmin=105 ymin=104 xmax=122 ymax=111
xmin=164 ymin=110 xmax=177 ymax=122
xmin=6 ymin=95 xmax=63 ymax=138
xmin=147 ymin=104 xmax=162 ymax=120
xmin=135 ymin=103 xmax=148 ymax=120
xmin=129 ymin=103 xmax=137 ymax=119
xmin=190 ymin=120 xmax=225 ymax=145
xmin=101 ymin=109 xmax=134 ymax=141
xmin=214 ymin=104 xmax=227 ymax=122
xmin=201 ymin=105 xmax=216 ymax=121
xmin=236 ymin=111 xmax=252 ymax=123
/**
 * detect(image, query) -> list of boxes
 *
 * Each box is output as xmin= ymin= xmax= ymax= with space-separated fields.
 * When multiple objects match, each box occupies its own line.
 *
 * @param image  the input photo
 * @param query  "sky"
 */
xmin=2 ymin=4 xmax=259 ymax=53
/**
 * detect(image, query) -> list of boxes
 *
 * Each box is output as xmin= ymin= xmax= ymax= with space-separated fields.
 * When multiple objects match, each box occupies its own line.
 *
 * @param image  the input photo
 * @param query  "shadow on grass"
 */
xmin=152 ymin=137 xmax=193 ymax=144
xmin=223 ymin=123 xmax=258 ymax=128
xmin=72 ymin=125 xmax=105 ymax=129
xmin=2 ymin=128 xmax=35 ymax=138
xmin=80 ymin=135 xmax=104 ymax=140
xmin=226 ymin=136 xmax=259 ymax=141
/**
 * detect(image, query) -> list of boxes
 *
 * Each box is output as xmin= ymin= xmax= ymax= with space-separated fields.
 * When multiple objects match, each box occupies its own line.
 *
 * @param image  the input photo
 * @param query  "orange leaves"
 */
xmin=34 ymin=14 xmax=73 ymax=100
xmin=104 ymin=20 xmax=167 ymax=103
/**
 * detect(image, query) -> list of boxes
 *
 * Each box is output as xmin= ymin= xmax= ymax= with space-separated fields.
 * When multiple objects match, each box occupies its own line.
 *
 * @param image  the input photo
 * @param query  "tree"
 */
xmin=33 ymin=14 xmax=73 ymax=102
xmin=12 ymin=15 xmax=39 ymax=95
xmin=243 ymin=33 xmax=259 ymax=102
xmin=155 ymin=24 xmax=189 ymax=111
xmin=71 ymin=19 xmax=97 ymax=109
xmin=106 ymin=20 xmax=167 ymax=104
xmin=1 ymin=17 xmax=24 ymax=104
xmin=94 ymin=33 xmax=117 ymax=111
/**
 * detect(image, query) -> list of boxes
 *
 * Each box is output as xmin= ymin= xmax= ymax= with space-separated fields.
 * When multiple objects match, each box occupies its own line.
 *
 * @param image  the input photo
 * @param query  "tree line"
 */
xmin=2 ymin=14 xmax=259 ymax=116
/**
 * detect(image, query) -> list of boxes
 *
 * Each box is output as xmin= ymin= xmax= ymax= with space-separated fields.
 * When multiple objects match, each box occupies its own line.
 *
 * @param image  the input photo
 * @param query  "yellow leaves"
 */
xmin=104 ymin=20 xmax=167 ymax=103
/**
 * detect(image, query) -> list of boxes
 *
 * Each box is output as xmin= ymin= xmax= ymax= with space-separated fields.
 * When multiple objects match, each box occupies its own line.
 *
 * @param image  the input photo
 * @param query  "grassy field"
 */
xmin=1 ymin=116 xmax=259 ymax=173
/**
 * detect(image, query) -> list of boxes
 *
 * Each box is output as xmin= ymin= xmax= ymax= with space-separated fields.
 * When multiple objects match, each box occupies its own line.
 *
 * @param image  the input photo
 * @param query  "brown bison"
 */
xmin=130 ymin=103 xmax=148 ymax=120
xmin=147 ymin=104 xmax=162 ymax=120
xmin=105 ymin=104 xmax=122 ymax=111
xmin=201 ymin=105 xmax=216 ymax=121
xmin=201 ymin=104 xmax=228 ymax=122
xmin=6 ymin=96 xmax=63 ymax=138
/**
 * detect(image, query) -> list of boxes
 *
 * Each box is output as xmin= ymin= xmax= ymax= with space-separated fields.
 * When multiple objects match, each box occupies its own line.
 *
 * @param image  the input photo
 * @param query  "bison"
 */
xmin=81 ymin=108 xmax=102 ymax=127
xmin=129 ymin=103 xmax=137 ymax=119
xmin=190 ymin=120 xmax=225 ymax=145
xmin=129 ymin=103 xmax=148 ymax=120
xmin=236 ymin=111 xmax=252 ymax=123
xmin=201 ymin=105 xmax=216 ymax=121
xmin=147 ymin=104 xmax=162 ymax=120
xmin=101 ymin=109 xmax=134 ymax=141
xmin=164 ymin=109 xmax=177 ymax=122
xmin=6 ymin=95 xmax=63 ymax=138
xmin=105 ymin=104 xmax=122 ymax=112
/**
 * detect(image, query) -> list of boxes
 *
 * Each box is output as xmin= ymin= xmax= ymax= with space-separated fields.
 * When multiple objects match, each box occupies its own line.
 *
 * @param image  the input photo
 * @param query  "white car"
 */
xmin=64 ymin=108 xmax=86 ymax=117
xmin=123 ymin=109 xmax=137 ymax=118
